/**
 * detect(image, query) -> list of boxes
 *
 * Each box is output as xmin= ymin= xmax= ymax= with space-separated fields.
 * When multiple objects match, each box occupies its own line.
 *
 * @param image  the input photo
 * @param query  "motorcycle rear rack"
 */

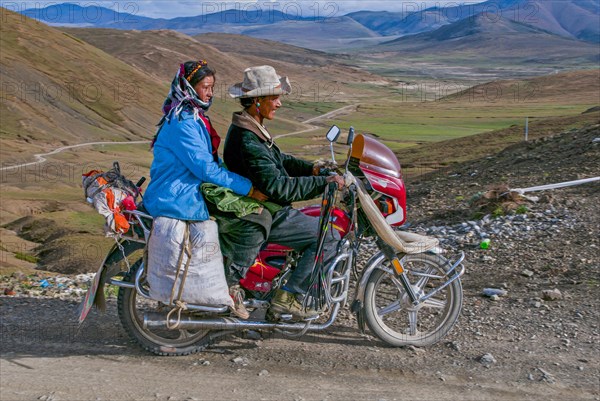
xmin=121 ymin=209 xmax=153 ymax=243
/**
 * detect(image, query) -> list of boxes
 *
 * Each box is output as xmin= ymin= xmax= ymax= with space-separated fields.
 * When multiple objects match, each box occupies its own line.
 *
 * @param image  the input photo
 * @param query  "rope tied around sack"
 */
xmin=166 ymin=300 xmax=189 ymax=330
xmin=166 ymin=223 xmax=193 ymax=330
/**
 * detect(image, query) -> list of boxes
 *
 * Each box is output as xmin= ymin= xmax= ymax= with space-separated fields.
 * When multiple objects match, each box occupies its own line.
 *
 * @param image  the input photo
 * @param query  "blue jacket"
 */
xmin=144 ymin=111 xmax=252 ymax=221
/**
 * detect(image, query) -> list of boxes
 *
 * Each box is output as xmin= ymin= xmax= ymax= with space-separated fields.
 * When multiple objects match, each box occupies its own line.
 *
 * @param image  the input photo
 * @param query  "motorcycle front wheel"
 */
xmin=364 ymin=253 xmax=463 ymax=347
xmin=117 ymin=260 xmax=212 ymax=356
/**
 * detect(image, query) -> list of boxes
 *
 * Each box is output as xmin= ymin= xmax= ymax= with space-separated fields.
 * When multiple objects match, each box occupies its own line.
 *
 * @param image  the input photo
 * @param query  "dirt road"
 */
xmin=1 ymin=296 xmax=595 ymax=401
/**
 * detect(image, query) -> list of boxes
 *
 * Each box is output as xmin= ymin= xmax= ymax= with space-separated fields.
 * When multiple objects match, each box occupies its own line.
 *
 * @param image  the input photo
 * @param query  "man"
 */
xmin=222 ymin=65 xmax=344 ymax=320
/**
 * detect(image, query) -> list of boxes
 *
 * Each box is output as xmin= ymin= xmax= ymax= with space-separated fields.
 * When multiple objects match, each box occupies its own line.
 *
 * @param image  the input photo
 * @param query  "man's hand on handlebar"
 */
xmin=313 ymin=160 xmax=339 ymax=176
xmin=326 ymin=174 xmax=345 ymax=190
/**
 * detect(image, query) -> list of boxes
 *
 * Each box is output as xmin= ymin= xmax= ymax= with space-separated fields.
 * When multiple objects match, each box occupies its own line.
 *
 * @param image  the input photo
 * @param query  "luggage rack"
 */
xmin=121 ymin=209 xmax=153 ymax=243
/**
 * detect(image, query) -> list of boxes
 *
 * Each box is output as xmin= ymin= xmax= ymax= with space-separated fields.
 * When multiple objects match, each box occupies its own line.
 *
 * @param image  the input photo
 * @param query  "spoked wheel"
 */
xmin=364 ymin=253 xmax=463 ymax=347
xmin=117 ymin=260 xmax=212 ymax=356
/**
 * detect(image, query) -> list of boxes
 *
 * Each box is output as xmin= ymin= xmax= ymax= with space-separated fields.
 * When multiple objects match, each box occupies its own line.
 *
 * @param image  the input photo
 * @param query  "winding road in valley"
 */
xmin=0 ymin=141 xmax=151 ymax=171
xmin=1 ymin=104 xmax=357 ymax=172
xmin=274 ymin=104 xmax=357 ymax=139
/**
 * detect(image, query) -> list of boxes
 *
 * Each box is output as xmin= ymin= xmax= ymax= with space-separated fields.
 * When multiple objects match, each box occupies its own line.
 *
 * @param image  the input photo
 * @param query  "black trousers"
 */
xmin=217 ymin=206 xmax=340 ymax=293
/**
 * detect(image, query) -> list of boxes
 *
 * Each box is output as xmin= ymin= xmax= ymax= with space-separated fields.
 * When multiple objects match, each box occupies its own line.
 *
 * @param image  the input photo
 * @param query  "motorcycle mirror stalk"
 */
xmin=326 ymin=125 xmax=341 ymax=163
xmin=344 ymin=126 xmax=355 ymax=172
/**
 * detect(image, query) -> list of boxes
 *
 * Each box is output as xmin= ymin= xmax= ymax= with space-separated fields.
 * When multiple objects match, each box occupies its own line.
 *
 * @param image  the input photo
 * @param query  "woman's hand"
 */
xmin=326 ymin=174 xmax=345 ymax=190
xmin=248 ymin=187 xmax=269 ymax=202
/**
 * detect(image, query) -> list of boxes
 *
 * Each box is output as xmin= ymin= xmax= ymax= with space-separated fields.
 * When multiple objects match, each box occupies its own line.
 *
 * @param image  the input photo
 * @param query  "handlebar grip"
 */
xmin=136 ymin=177 xmax=146 ymax=188
xmin=347 ymin=127 xmax=355 ymax=146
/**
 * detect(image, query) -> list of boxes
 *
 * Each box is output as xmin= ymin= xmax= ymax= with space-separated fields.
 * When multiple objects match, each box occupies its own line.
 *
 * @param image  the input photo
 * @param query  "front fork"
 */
xmin=375 ymin=238 xmax=419 ymax=304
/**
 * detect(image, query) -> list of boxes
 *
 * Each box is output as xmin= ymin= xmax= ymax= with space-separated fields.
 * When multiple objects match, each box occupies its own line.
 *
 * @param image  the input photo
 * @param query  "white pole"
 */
xmin=525 ymin=117 xmax=529 ymax=141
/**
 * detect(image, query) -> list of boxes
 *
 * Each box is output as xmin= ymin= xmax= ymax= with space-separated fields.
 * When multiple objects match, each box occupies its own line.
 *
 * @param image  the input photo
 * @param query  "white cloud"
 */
xmin=8 ymin=0 xmax=487 ymax=18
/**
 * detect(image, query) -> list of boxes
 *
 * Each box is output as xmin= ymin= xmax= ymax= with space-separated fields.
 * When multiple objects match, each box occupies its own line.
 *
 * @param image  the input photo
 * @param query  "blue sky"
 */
xmin=10 ymin=1 xmax=488 ymax=18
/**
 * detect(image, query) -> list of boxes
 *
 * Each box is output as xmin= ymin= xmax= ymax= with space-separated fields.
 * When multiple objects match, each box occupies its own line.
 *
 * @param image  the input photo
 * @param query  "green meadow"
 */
xmin=274 ymin=99 xmax=597 ymax=155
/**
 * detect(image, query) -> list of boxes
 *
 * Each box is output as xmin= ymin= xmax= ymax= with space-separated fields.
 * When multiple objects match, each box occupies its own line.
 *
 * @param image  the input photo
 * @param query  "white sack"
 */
xmin=147 ymin=217 xmax=233 ymax=308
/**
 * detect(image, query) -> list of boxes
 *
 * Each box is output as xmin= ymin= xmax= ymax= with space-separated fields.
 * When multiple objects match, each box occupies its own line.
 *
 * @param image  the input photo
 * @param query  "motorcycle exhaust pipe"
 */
xmin=143 ymin=304 xmax=340 ymax=332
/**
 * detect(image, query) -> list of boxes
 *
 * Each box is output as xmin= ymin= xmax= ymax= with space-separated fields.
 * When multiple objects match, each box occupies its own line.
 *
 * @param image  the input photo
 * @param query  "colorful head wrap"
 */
xmin=152 ymin=62 xmax=213 ymax=147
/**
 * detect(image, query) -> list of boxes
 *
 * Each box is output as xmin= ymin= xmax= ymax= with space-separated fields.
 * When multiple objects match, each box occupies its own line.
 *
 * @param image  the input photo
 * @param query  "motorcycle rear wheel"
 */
xmin=117 ymin=260 xmax=212 ymax=356
xmin=364 ymin=253 xmax=462 ymax=347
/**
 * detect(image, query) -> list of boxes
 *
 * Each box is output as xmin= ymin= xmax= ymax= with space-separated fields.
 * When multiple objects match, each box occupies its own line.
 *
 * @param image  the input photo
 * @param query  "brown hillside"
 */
xmin=443 ymin=69 xmax=600 ymax=105
xmin=59 ymin=28 xmax=248 ymax=89
xmin=194 ymin=33 xmax=390 ymax=98
xmin=0 ymin=9 xmax=165 ymax=164
xmin=61 ymin=29 xmax=390 ymax=104
xmin=196 ymin=32 xmax=345 ymax=65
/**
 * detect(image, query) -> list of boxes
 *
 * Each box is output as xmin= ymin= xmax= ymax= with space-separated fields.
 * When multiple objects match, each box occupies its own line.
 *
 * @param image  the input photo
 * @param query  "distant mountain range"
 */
xmin=375 ymin=12 xmax=599 ymax=64
xmin=348 ymin=0 xmax=600 ymax=42
xmin=17 ymin=0 xmax=600 ymax=51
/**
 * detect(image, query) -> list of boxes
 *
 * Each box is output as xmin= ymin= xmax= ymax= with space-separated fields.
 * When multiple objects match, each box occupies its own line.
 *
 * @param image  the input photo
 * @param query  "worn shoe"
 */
xmin=268 ymin=289 xmax=319 ymax=320
xmin=229 ymin=285 xmax=250 ymax=319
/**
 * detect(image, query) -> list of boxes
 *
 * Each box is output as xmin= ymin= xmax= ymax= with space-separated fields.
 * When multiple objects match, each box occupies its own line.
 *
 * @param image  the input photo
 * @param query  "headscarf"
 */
xmin=152 ymin=61 xmax=213 ymax=148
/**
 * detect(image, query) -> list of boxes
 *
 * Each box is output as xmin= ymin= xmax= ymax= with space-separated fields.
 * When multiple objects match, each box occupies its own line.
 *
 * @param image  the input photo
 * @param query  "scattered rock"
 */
xmin=231 ymin=356 xmax=249 ymax=365
xmin=542 ymin=288 xmax=563 ymax=301
xmin=258 ymin=369 xmax=269 ymax=377
xmin=479 ymin=353 xmax=497 ymax=365
xmin=538 ymin=368 xmax=557 ymax=384
xmin=446 ymin=341 xmax=461 ymax=352
xmin=408 ymin=345 xmax=426 ymax=354
xmin=521 ymin=270 xmax=535 ymax=278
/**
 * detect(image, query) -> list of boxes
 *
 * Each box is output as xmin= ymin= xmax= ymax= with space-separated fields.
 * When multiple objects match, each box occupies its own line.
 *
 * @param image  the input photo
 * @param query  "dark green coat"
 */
xmin=224 ymin=113 xmax=328 ymax=205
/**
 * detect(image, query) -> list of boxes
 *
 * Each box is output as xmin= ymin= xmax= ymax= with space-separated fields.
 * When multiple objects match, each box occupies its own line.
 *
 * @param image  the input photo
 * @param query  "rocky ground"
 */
xmin=1 ymin=124 xmax=599 ymax=400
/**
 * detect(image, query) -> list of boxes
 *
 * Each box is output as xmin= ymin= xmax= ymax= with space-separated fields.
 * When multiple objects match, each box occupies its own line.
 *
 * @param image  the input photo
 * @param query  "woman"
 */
xmin=221 ymin=65 xmax=344 ymax=320
xmin=144 ymin=60 xmax=266 ymax=319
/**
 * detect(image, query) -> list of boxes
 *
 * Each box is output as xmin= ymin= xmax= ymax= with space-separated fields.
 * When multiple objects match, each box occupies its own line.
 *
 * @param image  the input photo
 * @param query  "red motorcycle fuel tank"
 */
xmin=350 ymin=134 xmax=407 ymax=226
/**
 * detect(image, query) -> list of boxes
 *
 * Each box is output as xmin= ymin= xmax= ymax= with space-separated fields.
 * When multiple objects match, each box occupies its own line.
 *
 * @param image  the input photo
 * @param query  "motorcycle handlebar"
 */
xmin=347 ymin=126 xmax=355 ymax=146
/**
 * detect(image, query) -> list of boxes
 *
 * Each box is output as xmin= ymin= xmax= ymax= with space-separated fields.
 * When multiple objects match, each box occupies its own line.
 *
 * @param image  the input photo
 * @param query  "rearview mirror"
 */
xmin=325 ymin=125 xmax=341 ymax=143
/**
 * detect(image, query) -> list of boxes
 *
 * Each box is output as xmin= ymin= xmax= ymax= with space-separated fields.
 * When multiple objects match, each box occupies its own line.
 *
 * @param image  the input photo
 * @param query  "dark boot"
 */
xmin=268 ymin=289 xmax=318 ymax=320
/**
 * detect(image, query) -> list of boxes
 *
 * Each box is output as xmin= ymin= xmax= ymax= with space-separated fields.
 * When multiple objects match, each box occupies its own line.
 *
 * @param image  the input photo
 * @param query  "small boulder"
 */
xmin=479 ymin=353 xmax=497 ymax=365
xmin=542 ymin=288 xmax=562 ymax=301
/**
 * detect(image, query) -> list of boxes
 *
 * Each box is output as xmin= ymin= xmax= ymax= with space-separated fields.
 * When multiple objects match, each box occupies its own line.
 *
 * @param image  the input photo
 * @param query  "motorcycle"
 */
xmin=78 ymin=125 xmax=465 ymax=356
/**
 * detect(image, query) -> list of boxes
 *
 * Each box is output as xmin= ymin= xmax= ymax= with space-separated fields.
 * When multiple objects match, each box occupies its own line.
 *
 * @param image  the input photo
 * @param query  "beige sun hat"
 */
xmin=228 ymin=65 xmax=292 ymax=98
